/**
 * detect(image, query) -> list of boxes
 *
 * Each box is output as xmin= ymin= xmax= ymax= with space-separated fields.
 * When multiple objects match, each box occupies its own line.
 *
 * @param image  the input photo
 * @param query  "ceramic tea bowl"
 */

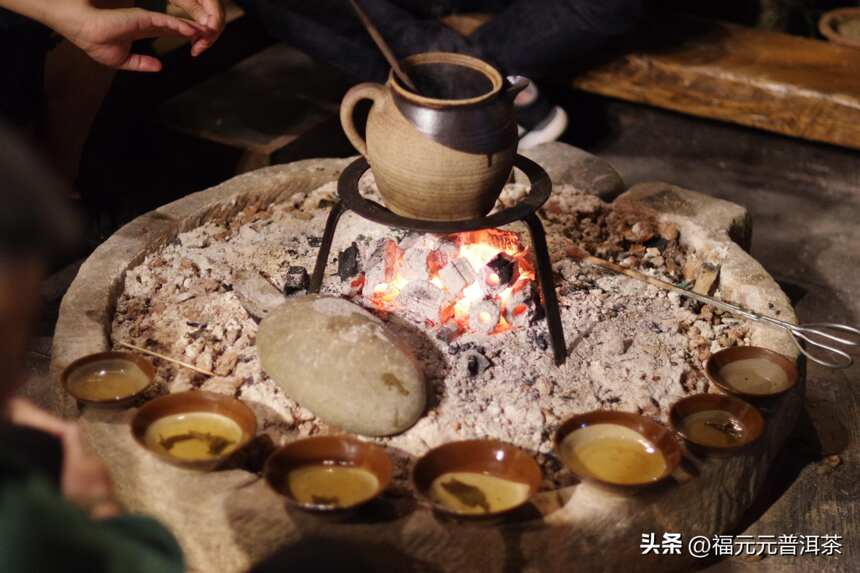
xmin=131 ymin=391 xmax=257 ymax=470
xmin=554 ymin=411 xmax=682 ymax=494
xmin=705 ymin=346 xmax=798 ymax=399
xmin=670 ymin=393 xmax=765 ymax=456
xmin=264 ymin=435 xmax=392 ymax=514
xmin=61 ymin=351 xmax=155 ymax=406
xmin=412 ymin=439 xmax=541 ymax=520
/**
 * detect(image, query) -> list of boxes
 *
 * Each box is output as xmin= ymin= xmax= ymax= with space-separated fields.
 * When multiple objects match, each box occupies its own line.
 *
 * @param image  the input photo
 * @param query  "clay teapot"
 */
xmin=339 ymin=52 xmax=526 ymax=221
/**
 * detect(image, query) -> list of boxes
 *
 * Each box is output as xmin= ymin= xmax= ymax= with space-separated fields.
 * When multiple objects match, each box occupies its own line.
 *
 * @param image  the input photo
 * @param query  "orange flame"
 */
xmin=367 ymin=229 xmax=534 ymax=336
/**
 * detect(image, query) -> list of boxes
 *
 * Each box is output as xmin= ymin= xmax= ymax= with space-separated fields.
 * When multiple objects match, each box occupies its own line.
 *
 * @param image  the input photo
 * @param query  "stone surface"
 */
xmin=232 ymin=269 xmax=285 ymax=321
xmin=257 ymin=295 xmax=426 ymax=436
xmin=48 ymin=144 xmax=801 ymax=573
xmin=518 ymin=141 xmax=626 ymax=201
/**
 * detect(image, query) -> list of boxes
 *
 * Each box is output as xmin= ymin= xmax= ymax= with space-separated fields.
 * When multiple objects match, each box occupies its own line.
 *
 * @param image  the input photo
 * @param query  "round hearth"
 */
xmin=50 ymin=146 xmax=802 ymax=573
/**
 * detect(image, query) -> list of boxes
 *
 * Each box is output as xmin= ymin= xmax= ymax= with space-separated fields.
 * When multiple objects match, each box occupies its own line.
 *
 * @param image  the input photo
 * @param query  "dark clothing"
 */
xmin=0 ymin=424 xmax=185 ymax=573
xmin=242 ymin=0 xmax=642 ymax=82
xmin=0 ymin=10 xmax=53 ymax=127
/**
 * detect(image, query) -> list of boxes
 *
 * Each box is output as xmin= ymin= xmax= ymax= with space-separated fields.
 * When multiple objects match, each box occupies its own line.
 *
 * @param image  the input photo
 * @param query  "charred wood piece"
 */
xmin=337 ymin=242 xmax=360 ymax=280
xmin=481 ymin=252 xmax=517 ymax=295
xmin=283 ymin=266 xmax=309 ymax=296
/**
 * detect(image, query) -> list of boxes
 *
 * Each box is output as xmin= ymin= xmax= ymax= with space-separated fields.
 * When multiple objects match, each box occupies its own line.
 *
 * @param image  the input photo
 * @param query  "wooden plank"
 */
xmin=159 ymin=45 xmax=348 ymax=154
xmin=572 ymin=18 xmax=860 ymax=151
xmin=444 ymin=14 xmax=860 ymax=151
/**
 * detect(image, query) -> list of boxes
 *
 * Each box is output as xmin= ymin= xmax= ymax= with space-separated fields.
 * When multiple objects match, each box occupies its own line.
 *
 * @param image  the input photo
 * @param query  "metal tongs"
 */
xmin=567 ymin=247 xmax=860 ymax=369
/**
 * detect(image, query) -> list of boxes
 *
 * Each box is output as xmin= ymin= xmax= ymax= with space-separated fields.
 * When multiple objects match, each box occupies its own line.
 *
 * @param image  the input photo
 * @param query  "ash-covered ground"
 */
xmin=112 ymin=175 xmax=748 ymax=488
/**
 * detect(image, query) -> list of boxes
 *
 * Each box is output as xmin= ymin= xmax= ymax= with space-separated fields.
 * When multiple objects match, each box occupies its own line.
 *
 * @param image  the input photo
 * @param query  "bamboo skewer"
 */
xmin=565 ymin=245 xmax=707 ymax=303
xmin=348 ymin=0 xmax=419 ymax=92
xmin=118 ymin=341 xmax=216 ymax=377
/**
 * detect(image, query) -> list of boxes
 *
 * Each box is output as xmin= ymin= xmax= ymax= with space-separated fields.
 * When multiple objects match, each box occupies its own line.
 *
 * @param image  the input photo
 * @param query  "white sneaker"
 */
xmin=509 ymin=76 xmax=569 ymax=150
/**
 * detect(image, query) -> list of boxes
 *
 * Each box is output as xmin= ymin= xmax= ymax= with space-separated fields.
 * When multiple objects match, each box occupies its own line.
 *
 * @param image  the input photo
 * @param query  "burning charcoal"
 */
xmin=397 ymin=281 xmax=445 ymax=324
xmin=400 ymin=247 xmax=431 ymax=282
xmin=361 ymin=240 xmax=403 ymax=298
xmin=480 ymin=252 xmax=516 ymax=295
xmin=438 ymin=258 xmax=477 ymax=297
xmin=398 ymin=232 xmax=436 ymax=251
xmin=362 ymin=263 xmax=386 ymax=298
xmin=466 ymin=351 xmax=492 ymax=377
xmin=468 ymin=299 xmax=500 ymax=334
xmin=362 ymin=238 xmax=387 ymax=269
xmin=503 ymin=280 xmax=537 ymax=328
xmin=283 ymin=266 xmax=309 ymax=296
xmin=337 ymin=242 xmax=360 ymax=280
xmin=436 ymin=238 xmax=459 ymax=259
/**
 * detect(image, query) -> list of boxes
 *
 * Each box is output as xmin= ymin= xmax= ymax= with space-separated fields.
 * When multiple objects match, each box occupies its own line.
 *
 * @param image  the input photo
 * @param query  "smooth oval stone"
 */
xmin=257 ymin=296 xmax=426 ymax=436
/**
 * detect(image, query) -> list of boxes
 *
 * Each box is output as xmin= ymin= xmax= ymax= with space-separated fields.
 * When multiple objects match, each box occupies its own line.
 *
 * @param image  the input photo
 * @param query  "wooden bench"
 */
xmin=444 ymin=14 xmax=860 ymax=152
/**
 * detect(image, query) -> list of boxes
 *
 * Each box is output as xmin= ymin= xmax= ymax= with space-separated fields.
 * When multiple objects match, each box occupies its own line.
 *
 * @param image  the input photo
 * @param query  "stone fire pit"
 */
xmin=50 ymin=144 xmax=802 ymax=572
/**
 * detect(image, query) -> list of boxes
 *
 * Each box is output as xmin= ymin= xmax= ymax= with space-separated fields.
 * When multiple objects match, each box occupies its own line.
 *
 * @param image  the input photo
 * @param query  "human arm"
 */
xmin=0 ymin=0 xmax=223 ymax=71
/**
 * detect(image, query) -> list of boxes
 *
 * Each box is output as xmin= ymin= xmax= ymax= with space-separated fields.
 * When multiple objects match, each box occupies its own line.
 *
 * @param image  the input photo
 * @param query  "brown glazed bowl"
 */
xmin=264 ymin=435 xmax=393 ymax=513
xmin=819 ymin=8 xmax=860 ymax=49
xmin=339 ymin=52 xmax=521 ymax=221
xmin=554 ymin=411 xmax=682 ymax=494
xmin=131 ymin=391 xmax=257 ymax=470
xmin=705 ymin=346 xmax=799 ymax=399
xmin=61 ymin=351 xmax=156 ymax=406
xmin=412 ymin=439 xmax=542 ymax=520
xmin=670 ymin=393 xmax=765 ymax=455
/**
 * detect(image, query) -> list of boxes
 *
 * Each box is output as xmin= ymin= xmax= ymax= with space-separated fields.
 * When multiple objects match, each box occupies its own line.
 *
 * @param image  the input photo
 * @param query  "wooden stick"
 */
xmin=117 ymin=341 xmax=216 ymax=377
xmin=348 ymin=0 xmax=419 ymax=93
xmin=565 ymin=245 xmax=723 ymax=310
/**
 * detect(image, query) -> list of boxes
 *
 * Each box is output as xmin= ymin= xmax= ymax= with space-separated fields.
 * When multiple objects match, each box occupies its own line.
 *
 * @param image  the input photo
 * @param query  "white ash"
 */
xmin=111 ymin=175 xmax=749 ymax=489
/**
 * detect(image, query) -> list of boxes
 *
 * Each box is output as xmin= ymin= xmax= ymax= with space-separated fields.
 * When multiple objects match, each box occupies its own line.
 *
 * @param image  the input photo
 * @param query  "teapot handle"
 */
xmin=339 ymin=83 xmax=386 ymax=157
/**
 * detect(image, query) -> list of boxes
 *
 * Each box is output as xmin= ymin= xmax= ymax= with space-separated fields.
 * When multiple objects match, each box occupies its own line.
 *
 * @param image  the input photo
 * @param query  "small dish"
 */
xmin=670 ymin=393 xmax=765 ymax=455
xmin=264 ymin=435 xmax=392 ymax=513
xmin=705 ymin=346 xmax=798 ymax=399
xmin=819 ymin=8 xmax=860 ymax=50
xmin=554 ymin=411 xmax=681 ymax=493
xmin=61 ymin=351 xmax=155 ymax=406
xmin=131 ymin=391 xmax=257 ymax=470
xmin=412 ymin=439 xmax=541 ymax=520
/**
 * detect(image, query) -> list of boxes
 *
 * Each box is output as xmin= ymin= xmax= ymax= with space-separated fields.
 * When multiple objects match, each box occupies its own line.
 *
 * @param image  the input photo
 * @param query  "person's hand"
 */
xmin=48 ymin=1 xmax=213 ymax=72
xmin=60 ymin=423 xmax=122 ymax=519
xmin=169 ymin=0 xmax=225 ymax=57
xmin=6 ymin=397 xmax=122 ymax=519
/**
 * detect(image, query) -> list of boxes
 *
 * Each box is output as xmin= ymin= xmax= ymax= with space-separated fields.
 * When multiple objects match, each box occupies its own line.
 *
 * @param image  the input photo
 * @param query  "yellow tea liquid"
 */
xmin=718 ymin=358 xmax=789 ymax=394
xmin=287 ymin=464 xmax=380 ymax=508
xmin=146 ymin=412 xmax=243 ymax=461
xmin=560 ymin=424 xmax=667 ymax=485
xmin=429 ymin=471 xmax=531 ymax=515
xmin=681 ymin=410 xmax=745 ymax=448
xmin=66 ymin=359 xmax=150 ymax=401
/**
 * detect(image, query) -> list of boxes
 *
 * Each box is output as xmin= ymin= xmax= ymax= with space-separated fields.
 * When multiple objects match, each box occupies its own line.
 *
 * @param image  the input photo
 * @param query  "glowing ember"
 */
xmin=356 ymin=230 xmax=537 ymax=339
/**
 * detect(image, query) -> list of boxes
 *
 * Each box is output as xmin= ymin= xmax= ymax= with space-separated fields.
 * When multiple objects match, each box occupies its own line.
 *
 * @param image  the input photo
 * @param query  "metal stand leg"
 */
xmin=309 ymin=202 xmax=346 ymax=293
xmin=524 ymin=213 xmax=567 ymax=365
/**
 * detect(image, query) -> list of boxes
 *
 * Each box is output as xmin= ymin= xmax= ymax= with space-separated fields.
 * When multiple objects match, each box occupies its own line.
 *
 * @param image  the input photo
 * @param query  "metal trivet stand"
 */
xmin=308 ymin=155 xmax=567 ymax=366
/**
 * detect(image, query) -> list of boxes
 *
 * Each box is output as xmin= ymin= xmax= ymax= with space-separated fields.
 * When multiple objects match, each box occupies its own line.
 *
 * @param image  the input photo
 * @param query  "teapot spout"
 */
xmin=504 ymin=75 xmax=530 ymax=101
